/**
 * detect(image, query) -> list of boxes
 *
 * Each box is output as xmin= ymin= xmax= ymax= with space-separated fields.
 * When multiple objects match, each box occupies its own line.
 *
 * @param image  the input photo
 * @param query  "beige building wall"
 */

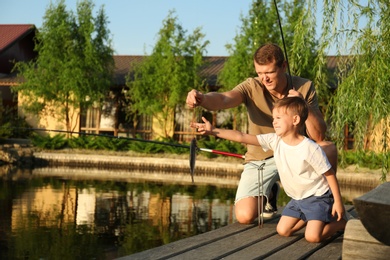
xmin=18 ymin=92 xmax=81 ymax=136
xmin=152 ymin=111 xmax=174 ymax=139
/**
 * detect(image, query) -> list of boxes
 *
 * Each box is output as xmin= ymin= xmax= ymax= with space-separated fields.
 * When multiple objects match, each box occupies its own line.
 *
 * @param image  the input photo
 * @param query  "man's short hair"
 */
xmin=254 ymin=43 xmax=285 ymax=67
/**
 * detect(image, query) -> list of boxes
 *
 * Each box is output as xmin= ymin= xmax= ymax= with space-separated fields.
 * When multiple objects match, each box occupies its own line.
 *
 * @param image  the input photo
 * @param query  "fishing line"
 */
xmin=273 ymin=0 xmax=294 ymax=89
xmin=13 ymin=127 xmax=243 ymax=158
xmin=190 ymin=105 xmax=202 ymax=184
xmin=248 ymin=162 xmax=265 ymax=228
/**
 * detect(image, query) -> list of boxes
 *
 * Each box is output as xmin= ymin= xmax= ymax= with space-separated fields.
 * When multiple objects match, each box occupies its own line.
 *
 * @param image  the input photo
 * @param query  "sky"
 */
xmin=1 ymin=0 xmax=254 ymax=56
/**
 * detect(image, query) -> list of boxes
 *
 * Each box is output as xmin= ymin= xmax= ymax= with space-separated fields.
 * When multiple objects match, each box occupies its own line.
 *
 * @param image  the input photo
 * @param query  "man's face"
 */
xmin=254 ymin=61 xmax=287 ymax=92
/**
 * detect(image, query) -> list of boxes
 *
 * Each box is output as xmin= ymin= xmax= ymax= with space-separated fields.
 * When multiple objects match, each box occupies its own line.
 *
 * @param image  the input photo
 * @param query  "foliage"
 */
xmin=125 ymin=10 xmax=209 ymax=138
xmin=30 ymin=133 xmax=246 ymax=158
xmin=339 ymin=150 xmax=390 ymax=182
xmin=317 ymin=1 xmax=389 ymax=180
xmin=220 ymin=0 xmax=321 ymax=88
xmin=0 ymin=123 xmax=12 ymax=139
xmin=31 ymin=133 xmax=67 ymax=149
xmin=217 ymin=0 xmax=324 ymax=130
xmin=0 ymin=111 xmax=33 ymax=140
xmin=219 ymin=0 xmax=280 ymax=91
xmin=13 ymin=0 xmax=114 ymax=133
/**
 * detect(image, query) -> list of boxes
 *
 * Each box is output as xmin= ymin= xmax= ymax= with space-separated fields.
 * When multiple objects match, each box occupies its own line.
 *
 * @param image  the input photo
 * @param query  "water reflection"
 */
xmin=0 ymin=166 xmax=378 ymax=259
xmin=0 ymin=167 xmax=236 ymax=259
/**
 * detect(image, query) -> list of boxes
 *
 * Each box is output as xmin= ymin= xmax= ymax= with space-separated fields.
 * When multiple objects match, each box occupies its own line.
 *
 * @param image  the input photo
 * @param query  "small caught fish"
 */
xmin=189 ymin=138 xmax=197 ymax=183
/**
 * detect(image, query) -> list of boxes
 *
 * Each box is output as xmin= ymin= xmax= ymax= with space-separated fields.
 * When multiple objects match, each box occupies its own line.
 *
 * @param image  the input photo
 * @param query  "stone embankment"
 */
xmin=0 ymin=142 xmax=34 ymax=167
xmin=0 ymin=138 xmax=385 ymax=188
xmin=32 ymin=152 xmax=244 ymax=186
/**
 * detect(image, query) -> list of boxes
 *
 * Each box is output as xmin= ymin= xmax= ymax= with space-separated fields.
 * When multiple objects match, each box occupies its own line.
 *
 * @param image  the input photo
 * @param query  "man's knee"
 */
xmin=235 ymin=197 xmax=258 ymax=224
xmin=235 ymin=210 xmax=256 ymax=224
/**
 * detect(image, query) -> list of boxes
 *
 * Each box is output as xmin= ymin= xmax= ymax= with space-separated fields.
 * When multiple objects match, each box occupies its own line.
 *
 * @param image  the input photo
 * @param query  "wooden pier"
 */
xmin=119 ymin=206 xmax=358 ymax=260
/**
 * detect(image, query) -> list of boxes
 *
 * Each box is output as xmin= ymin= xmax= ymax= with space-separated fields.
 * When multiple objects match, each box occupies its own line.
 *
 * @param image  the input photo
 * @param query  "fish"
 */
xmin=189 ymin=138 xmax=197 ymax=183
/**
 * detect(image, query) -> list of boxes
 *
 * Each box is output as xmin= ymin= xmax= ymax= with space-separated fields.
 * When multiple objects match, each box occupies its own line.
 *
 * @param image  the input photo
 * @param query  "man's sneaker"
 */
xmin=263 ymin=182 xmax=280 ymax=218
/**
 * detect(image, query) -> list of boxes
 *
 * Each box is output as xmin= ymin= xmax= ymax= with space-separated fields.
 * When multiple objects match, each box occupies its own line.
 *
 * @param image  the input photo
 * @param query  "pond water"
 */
xmin=0 ymin=167 xmax=375 ymax=259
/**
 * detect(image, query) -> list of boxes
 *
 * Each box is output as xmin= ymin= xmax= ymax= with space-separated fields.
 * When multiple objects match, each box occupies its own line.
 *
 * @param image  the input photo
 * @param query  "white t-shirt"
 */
xmin=256 ymin=134 xmax=331 ymax=200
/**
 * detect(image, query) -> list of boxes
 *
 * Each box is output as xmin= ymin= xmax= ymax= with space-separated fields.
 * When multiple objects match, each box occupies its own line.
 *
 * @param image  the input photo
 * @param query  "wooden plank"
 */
xmin=265 ymin=234 xmax=319 ymax=260
xmin=223 ymin=229 xmax=305 ymax=260
xmin=307 ymin=235 xmax=344 ymax=260
xmin=342 ymin=219 xmax=390 ymax=260
xmin=168 ymin=219 xmax=280 ymax=260
xmin=305 ymin=206 xmax=357 ymax=260
xmin=119 ymin=222 xmax=257 ymax=260
xmin=262 ymin=206 xmax=355 ymax=260
xmin=120 ymin=205 xmax=360 ymax=260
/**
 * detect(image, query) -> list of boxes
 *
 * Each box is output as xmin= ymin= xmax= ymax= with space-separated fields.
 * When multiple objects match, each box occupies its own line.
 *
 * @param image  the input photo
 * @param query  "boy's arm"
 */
xmin=191 ymin=117 xmax=260 ymax=146
xmin=324 ymin=169 xmax=345 ymax=221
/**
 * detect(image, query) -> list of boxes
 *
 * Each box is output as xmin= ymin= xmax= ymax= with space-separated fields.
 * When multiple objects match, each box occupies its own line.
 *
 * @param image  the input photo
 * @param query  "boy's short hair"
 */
xmin=253 ymin=43 xmax=285 ymax=67
xmin=274 ymin=97 xmax=308 ymax=128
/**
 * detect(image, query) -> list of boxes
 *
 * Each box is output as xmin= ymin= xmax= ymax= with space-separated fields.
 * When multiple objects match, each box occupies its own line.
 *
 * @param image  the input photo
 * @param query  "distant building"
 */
xmin=0 ymin=24 xmax=37 ymax=108
xmin=1 ymin=23 xmax=363 ymax=150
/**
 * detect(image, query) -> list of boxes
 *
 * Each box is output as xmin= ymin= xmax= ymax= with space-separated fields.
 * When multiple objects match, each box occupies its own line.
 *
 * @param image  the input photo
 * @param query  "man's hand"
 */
xmin=186 ymin=89 xmax=204 ymax=108
xmin=287 ymin=89 xmax=304 ymax=99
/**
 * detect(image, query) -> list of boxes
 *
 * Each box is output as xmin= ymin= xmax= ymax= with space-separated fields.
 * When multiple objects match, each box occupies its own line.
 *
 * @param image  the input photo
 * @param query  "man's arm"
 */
xmin=186 ymin=89 xmax=243 ymax=110
xmin=305 ymin=107 xmax=327 ymax=142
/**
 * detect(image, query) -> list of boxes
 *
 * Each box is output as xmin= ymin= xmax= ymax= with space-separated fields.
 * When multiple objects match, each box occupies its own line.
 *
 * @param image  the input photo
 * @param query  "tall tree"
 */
xmin=321 ymin=0 xmax=389 ymax=180
xmin=217 ymin=0 xmax=321 ymax=130
xmin=14 ymin=0 xmax=114 ymax=133
xmin=125 ymin=11 xmax=209 ymax=138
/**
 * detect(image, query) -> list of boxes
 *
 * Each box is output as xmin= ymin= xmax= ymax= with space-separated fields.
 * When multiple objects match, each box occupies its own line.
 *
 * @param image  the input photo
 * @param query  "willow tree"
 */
xmin=319 ymin=1 xmax=389 ymax=180
xmin=217 ymin=0 xmax=322 ymax=130
xmin=14 ymin=0 xmax=114 ymax=134
xmin=126 ymin=11 xmax=209 ymax=139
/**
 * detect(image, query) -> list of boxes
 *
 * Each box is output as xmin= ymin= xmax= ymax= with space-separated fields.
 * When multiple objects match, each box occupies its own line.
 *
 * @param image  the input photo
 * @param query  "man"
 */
xmin=186 ymin=43 xmax=337 ymax=224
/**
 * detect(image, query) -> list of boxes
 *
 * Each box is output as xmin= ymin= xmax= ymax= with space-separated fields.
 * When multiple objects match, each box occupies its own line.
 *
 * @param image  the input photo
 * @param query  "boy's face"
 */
xmin=272 ymin=107 xmax=297 ymax=137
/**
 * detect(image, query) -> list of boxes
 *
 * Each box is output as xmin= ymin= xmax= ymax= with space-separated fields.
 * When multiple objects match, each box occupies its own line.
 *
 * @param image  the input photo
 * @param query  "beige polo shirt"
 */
xmin=234 ymin=75 xmax=320 ymax=162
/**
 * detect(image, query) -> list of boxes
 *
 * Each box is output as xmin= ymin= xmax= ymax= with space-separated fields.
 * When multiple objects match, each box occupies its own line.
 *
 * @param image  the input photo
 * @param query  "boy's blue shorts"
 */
xmin=282 ymin=190 xmax=334 ymax=223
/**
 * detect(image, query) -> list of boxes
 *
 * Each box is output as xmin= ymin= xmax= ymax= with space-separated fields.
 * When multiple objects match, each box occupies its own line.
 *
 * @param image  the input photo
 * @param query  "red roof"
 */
xmin=0 ymin=24 xmax=35 ymax=52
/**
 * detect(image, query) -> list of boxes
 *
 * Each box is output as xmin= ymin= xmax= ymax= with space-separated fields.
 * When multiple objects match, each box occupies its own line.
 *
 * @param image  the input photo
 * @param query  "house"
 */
xmin=2 ymin=23 xmax=371 ymax=150
xmin=81 ymin=55 xmax=228 ymax=142
xmin=0 ymin=24 xmax=37 ymax=109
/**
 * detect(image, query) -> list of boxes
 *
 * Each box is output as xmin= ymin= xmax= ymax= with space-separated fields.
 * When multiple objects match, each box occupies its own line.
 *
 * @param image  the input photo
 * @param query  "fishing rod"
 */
xmin=18 ymin=127 xmax=245 ymax=159
xmin=273 ymin=0 xmax=293 ymax=88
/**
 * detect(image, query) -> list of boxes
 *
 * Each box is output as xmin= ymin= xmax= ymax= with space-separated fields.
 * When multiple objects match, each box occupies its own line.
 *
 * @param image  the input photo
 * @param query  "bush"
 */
xmin=30 ymin=133 xmax=246 ymax=158
xmin=339 ymin=150 xmax=390 ymax=170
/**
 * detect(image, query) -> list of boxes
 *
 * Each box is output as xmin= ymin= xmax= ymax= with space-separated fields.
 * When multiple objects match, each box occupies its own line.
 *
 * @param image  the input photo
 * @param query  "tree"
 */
xmin=125 ymin=10 xmax=209 ymax=139
xmin=217 ymin=0 xmax=322 ymax=130
xmin=14 ymin=0 xmax=114 ymax=134
xmin=320 ymin=0 xmax=389 ymax=180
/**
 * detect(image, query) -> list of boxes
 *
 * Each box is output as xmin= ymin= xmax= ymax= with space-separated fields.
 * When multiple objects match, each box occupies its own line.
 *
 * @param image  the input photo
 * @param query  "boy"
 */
xmin=191 ymin=96 xmax=346 ymax=243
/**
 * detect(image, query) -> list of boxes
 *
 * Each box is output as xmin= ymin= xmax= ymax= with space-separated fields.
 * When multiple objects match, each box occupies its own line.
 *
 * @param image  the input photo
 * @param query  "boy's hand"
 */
xmin=190 ymin=117 xmax=213 ymax=135
xmin=332 ymin=200 xmax=345 ymax=221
